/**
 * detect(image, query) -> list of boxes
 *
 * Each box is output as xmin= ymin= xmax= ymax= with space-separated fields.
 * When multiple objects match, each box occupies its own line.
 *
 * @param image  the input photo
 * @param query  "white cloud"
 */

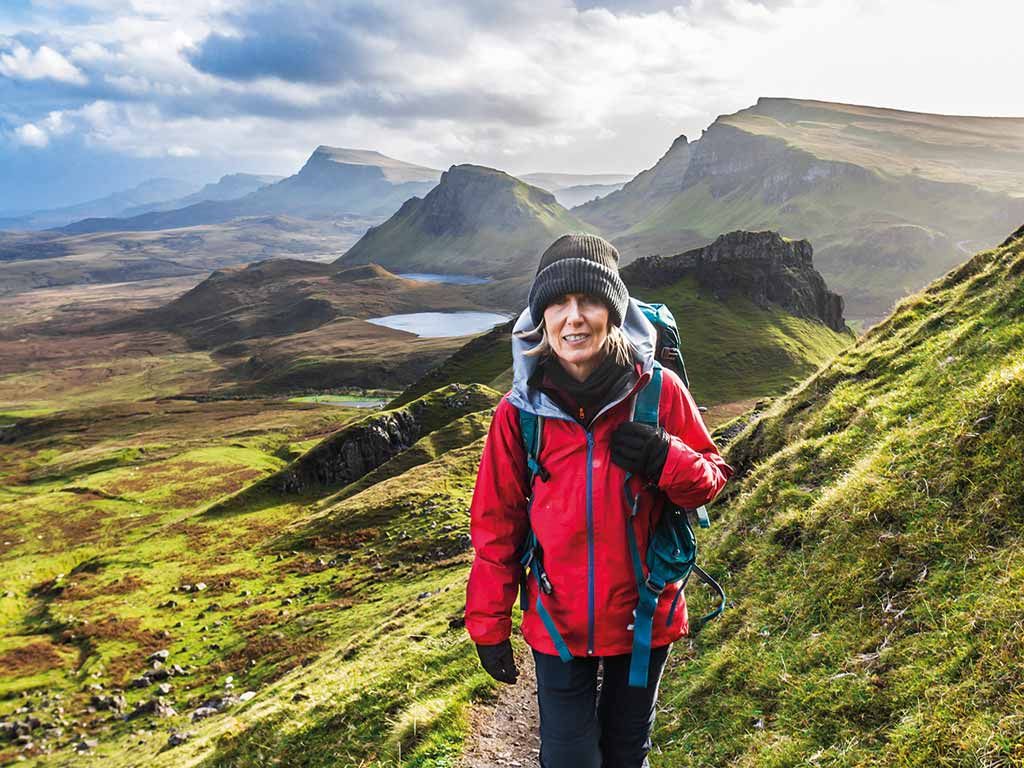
xmin=9 ymin=111 xmax=71 ymax=148
xmin=2 ymin=0 xmax=1024 ymax=180
xmin=14 ymin=122 xmax=49 ymax=147
xmin=0 ymin=43 xmax=87 ymax=85
xmin=168 ymin=145 xmax=199 ymax=156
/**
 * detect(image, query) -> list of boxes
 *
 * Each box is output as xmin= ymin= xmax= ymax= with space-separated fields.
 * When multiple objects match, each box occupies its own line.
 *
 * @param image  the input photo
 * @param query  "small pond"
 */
xmin=398 ymin=273 xmax=491 ymax=285
xmin=367 ymin=310 xmax=510 ymax=337
xmin=289 ymin=395 xmax=388 ymax=408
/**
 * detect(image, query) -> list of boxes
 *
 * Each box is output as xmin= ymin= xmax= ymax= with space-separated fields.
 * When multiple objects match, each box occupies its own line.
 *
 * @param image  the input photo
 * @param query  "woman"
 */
xmin=465 ymin=232 xmax=733 ymax=767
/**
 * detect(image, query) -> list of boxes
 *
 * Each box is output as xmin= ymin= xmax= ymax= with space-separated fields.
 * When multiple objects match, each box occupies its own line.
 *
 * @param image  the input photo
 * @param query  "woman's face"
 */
xmin=543 ymin=292 xmax=610 ymax=378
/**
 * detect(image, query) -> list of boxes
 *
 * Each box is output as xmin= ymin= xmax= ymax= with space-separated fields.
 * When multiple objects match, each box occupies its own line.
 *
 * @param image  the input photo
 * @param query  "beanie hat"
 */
xmin=528 ymin=232 xmax=629 ymax=327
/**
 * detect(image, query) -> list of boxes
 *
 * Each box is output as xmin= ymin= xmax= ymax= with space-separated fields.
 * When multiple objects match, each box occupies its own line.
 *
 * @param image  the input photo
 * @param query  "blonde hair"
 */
xmin=515 ymin=320 xmax=634 ymax=367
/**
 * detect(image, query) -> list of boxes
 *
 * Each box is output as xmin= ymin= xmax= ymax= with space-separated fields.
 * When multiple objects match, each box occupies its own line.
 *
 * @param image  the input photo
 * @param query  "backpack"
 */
xmin=516 ymin=302 xmax=726 ymax=688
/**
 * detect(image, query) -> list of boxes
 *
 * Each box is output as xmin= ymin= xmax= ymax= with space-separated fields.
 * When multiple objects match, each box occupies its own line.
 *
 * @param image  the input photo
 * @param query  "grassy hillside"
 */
xmin=0 ymin=363 xmax=502 ymax=765
xmin=652 ymin=226 xmax=1024 ymax=765
xmin=614 ymin=174 xmax=1016 ymax=324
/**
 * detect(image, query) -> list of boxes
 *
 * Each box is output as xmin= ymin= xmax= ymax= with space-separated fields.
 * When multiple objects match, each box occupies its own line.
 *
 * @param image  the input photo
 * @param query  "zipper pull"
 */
xmin=578 ymin=406 xmax=585 ymax=421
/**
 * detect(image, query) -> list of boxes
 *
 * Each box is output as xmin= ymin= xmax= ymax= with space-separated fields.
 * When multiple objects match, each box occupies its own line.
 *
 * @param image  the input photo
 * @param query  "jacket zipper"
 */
xmin=585 ymin=429 xmax=595 ymax=655
xmin=534 ymin=368 xmax=654 ymax=656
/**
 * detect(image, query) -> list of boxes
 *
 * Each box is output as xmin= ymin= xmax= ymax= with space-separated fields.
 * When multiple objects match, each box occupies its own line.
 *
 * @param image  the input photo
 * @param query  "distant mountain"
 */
xmin=576 ymin=98 xmax=1024 ymax=324
xmin=335 ymin=164 xmax=590 ymax=280
xmin=520 ymin=172 xmax=633 ymax=189
xmin=59 ymin=147 xmax=441 ymax=235
xmin=0 ymin=177 xmax=198 ymax=231
xmin=119 ymin=173 xmax=282 ymax=217
xmin=520 ymin=172 xmax=631 ymax=208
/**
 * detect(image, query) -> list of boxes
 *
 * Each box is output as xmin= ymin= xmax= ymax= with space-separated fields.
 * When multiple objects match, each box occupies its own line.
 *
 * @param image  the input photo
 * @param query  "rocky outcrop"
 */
xmin=622 ymin=230 xmax=847 ymax=332
xmin=237 ymin=384 xmax=500 ymax=498
xmin=274 ymin=408 xmax=420 ymax=494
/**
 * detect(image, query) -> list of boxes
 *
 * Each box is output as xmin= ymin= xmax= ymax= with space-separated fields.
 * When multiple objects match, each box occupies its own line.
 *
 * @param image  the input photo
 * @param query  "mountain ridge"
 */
xmin=57 ymin=147 xmax=442 ymax=235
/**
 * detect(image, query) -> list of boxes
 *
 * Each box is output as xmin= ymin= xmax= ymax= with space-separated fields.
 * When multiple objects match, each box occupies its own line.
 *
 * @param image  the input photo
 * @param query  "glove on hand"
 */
xmin=611 ymin=421 xmax=671 ymax=482
xmin=476 ymin=639 xmax=519 ymax=684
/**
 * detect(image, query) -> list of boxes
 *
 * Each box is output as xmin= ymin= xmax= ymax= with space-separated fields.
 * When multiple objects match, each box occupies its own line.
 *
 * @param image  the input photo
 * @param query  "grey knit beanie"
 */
xmin=528 ymin=232 xmax=629 ymax=327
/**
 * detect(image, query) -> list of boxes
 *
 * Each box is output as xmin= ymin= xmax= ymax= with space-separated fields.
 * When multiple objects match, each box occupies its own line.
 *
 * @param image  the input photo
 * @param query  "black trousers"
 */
xmin=532 ymin=644 xmax=671 ymax=768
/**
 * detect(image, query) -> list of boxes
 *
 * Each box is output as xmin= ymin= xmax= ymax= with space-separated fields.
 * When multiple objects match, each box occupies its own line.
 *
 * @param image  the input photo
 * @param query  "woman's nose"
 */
xmin=565 ymin=298 xmax=584 ymax=323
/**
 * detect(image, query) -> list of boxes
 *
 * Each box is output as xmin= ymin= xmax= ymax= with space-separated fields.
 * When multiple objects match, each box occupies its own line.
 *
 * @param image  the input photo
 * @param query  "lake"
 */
xmin=367 ymin=311 xmax=510 ymax=337
xmin=398 ymin=273 xmax=491 ymax=285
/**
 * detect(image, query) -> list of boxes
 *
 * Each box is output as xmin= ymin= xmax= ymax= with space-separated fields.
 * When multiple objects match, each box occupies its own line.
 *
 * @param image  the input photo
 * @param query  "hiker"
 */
xmin=465 ymin=232 xmax=734 ymax=767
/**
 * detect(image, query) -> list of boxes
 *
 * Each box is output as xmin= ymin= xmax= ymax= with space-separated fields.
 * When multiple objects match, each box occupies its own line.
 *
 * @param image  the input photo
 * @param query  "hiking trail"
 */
xmin=460 ymin=647 xmax=541 ymax=767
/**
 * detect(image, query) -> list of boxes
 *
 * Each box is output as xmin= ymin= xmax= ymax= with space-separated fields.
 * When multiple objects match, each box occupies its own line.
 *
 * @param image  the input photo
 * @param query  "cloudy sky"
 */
xmin=1 ymin=0 xmax=1022 ymax=211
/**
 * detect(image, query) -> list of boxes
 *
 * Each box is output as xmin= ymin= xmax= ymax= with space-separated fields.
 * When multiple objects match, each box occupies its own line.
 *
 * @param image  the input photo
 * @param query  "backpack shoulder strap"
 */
xmin=632 ymin=361 xmax=662 ymax=429
xmin=517 ymin=409 xmax=548 ymax=484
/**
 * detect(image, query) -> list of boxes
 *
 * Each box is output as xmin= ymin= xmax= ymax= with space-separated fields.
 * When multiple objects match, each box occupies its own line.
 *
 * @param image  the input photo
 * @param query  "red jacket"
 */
xmin=465 ymin=302 xmax=734 ymax=657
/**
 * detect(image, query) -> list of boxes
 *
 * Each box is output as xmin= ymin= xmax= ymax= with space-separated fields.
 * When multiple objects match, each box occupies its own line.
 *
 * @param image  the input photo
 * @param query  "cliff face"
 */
xmin=622 ymin=230 xmax=846 ymax=332
xmin=260 ymin=384 xmax=498 ymax=495
xmin=682 ymin=123 xmax=873 ymax=203
xmin=575 ymin=98 xmax=1024 ymax=325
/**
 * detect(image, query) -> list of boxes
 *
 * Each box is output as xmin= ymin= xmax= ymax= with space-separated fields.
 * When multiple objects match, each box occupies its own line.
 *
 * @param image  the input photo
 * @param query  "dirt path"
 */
xmin=460 ymin=647 xmax=541 ymax=767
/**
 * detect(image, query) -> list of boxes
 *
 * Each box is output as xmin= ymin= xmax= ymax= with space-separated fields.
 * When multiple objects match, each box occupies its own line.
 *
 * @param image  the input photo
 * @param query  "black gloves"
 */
xmin=476 ymin=639 xmax=518 ymax=684
xmin=611 ymin=421 xmax=671 ymax=482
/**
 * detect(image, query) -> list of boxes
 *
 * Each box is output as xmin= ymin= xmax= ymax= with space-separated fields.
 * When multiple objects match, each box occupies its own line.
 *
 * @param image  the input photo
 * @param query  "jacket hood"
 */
xmin=507 ymin=297 xmax=657 ymax=419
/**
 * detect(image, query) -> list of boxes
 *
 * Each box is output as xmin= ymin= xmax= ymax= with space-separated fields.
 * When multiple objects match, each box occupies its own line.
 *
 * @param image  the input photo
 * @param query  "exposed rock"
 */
xmin=147 ymin=650 xmax=170 ymax=663
xmin=681 ymin=122 xmax=874 ymax=204
xmin=190 ymin=693 xmax=239 ymax=721
xmin=89 ymin=694 xmax=126 ymax=713
xmin=238 ymin=691 xmax=256 ymax=703
xmin=190 ymin=706 xmax=218 ymax=722
xmin=622 ymin=230 xmax=846 ymax=332
xmin=74 ymin=737 xmax=99 ymax=752
xmin=127 ymin=698 xmax=176 ymax=720
xmin=167 ymin=731 xmax=195 ymax=747
xmin=258 ymin=383 xmax=497 ymax=495
xmin=575 ymin=135 xmax=691 ymax=231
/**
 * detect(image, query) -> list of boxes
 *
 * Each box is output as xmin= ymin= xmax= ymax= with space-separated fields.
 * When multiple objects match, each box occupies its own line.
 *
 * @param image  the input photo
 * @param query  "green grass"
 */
xmin=650 ymin=233 xmax=1024 ymax=765
xmin=633 ymin=276 xmax=852 ymax=405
